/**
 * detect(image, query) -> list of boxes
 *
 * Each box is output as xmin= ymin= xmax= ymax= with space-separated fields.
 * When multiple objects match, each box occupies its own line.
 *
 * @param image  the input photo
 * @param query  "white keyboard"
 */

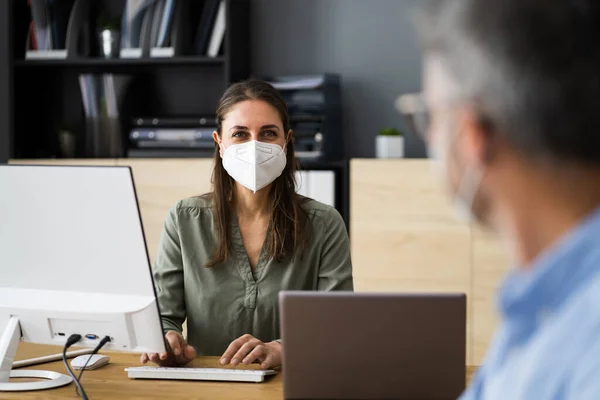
xmin=125 ymin=366 xmax=277 ymax=383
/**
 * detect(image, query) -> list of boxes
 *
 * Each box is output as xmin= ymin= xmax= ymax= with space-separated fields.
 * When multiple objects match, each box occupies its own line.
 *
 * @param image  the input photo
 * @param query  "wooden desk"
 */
xmin=6 ymin=343 xmax=478 ymax=399
xmin=8 ymin=343 xmax=281 ymax=399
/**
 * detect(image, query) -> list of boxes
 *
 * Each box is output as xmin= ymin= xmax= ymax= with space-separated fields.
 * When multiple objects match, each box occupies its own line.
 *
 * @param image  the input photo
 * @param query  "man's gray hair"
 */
xmin=418 ymin=0 xmax=600 ymax=165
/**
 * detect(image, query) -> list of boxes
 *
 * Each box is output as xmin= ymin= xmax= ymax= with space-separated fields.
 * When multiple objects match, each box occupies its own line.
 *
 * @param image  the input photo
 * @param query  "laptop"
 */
xmin=279 ymin=292 xmax=466 ymax=400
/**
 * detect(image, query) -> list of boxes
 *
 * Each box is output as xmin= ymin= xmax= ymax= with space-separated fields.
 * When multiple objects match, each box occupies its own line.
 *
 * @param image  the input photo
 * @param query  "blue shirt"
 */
xmin=460 ymin=207 xmax=600 ymax=400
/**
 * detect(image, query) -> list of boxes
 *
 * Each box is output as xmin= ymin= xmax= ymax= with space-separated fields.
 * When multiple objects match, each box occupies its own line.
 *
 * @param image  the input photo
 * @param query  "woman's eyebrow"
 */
xmin=229 ymin=125 xmax=249 ymax=131
xmin=229 ymin=125 xmax=280 ymax=131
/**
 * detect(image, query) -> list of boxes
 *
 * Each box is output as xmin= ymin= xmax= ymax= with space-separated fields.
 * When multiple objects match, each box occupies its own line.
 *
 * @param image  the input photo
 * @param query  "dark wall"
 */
xmin=250 ymin=0 xmax=426 ymax=158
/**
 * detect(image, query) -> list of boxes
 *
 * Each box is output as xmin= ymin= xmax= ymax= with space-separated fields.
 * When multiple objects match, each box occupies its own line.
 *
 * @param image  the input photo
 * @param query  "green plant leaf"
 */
xmin=378 ymin=127 xmax=403 ymax=136
xmin=97 ymin=14 xmax=121 ymax=30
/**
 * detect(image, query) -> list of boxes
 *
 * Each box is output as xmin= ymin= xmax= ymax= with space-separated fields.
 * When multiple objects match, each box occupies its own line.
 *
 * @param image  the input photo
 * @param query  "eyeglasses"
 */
xmin=395 ymin=92 xmax=430 ymax=141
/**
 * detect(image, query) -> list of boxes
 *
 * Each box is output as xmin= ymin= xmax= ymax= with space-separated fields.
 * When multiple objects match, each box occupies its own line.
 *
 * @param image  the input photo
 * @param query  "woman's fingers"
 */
xmin=259 ymin=342 xmax=282 ymax=369
xmin=242 ymin=344 xmax=266 ymax=365
xmin=139 ymin=332 xmax=196 ymax=367
xmin=220 ymin=334 xmax=254 ymax=365
xmin=259 ymin=353 xmax=275 ymax=370
xmin=144 ymin=332 xmax=280 ymax=369
xmin=149 ymin=353 xmax=160 ymax=363
xmin=165 ymin=331 xmax=183 ymax=357
xmin=220 ymin=335 xmax=282 ymax=369
xmin=138 ymin=332 xmax=195 ymax=367
xmin=230 ymin=339 xmax=262 ymax=366
xmin=181 ymin=343 xmax=197 ymax=362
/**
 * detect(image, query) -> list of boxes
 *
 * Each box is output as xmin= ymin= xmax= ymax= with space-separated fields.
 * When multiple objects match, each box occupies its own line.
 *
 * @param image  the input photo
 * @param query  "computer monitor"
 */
xmin=0 ymin=165 xmax=166 ymax=392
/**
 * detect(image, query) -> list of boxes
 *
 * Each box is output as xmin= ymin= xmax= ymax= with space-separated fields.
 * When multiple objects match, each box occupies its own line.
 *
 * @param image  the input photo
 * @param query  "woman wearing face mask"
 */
xmin=140 ymin=79 xmax=353 ymax=369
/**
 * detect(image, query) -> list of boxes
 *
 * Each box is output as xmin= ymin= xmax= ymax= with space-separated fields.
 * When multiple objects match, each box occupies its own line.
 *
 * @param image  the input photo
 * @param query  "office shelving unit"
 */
xmin=0 ymin=0 xmax=250 ymax=160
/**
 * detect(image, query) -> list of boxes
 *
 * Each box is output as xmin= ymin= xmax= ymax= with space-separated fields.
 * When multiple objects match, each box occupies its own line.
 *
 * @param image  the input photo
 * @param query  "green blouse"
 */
xmin=152 ymin=196 xmax=354 ymax=356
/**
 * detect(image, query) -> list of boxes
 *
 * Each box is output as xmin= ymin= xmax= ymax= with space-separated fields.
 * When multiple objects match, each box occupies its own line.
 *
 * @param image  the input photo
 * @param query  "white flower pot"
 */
xmin=376 ymin=135 xmax=404 ymax=158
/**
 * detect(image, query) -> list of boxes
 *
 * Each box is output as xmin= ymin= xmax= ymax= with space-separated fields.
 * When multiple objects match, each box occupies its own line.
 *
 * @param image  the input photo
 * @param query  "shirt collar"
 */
xmin=498 ymin=206 xmax=600 ymax=320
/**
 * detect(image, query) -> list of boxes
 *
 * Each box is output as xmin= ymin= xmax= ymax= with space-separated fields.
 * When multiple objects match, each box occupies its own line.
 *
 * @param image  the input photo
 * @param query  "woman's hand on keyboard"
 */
xmin=140 ymin=331 xmax=196 ymax=367
xmin=219 ymin=334 xmax=282 ymax=369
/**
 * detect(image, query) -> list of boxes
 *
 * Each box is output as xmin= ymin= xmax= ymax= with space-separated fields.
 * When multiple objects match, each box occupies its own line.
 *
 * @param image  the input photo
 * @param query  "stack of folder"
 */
xmin=24 ymin=0 xmax=228 ymax=60
xmin=127 ymin=116 xmax=218 ymax=158
xmin=26 ymin=0 xmax=76 ymax=59
xmin=121 ymin=0 xmax=227 ymax=58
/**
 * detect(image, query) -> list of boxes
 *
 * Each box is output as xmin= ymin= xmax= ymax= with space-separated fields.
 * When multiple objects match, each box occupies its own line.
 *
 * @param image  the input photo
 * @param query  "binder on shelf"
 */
xmin=118 ymin=0 xmax=194 ymax=58
xmin=130 ymin=135 xmax=216 ymax=150
xmin=128 ymin=116 xmax=217 ymax=155
xmin=25 ymin=0 xmax=78 ymax=60
xmin=193 ymin=0 xmax=221 ymax=56
xmin=131 ymin=116 xmax=218 ymax=127
xmin=138 ymin=1 xmax=156 ymax=57
xmin=20 ymin=0 xmax=230 ymax=60
xmin=150 ymin=0 xmax=176 ymax=58
xmin=25 ymin=48 xmax=67 ymax=59
xmin=149 ymin=0 xmax=164 ymax=48
xmin=149 ymin=47 xmax=174 ymax=58
xmin=156 ymin=0 xmax=175 ymax=47
xmin=127 ymin=148 xmax=214 ymax=158
xmin=136 ymin=140 xmax=215 ymax=149
xmin=120 ymin=48 xmax=143 ymax=58
xmin=153 ymin=0 xmax=194 ymax=57
xmin=29 ymin=0 xmax=53 ymax=51
xmin=129 ymin=127 xmax=215 ymax=141
xmin=206 ymin=0 xmax=225 ymax=57
xmin=120 ymin=0 xmax=156 ymax=58
xmin=47 ymin=0 xmax=74 ymax=49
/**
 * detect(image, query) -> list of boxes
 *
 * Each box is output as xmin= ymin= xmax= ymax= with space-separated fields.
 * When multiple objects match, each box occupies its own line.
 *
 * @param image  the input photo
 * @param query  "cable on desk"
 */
xmin=62 ymin=334 xmax=88 ymax=400
xmin=75 ymin=336 xmax=111 ymax=397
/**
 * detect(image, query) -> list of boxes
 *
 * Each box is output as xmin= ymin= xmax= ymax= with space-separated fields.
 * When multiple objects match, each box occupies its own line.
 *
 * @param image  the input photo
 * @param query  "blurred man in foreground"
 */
xmin=398 ymin=0 xmax=600 ymax=398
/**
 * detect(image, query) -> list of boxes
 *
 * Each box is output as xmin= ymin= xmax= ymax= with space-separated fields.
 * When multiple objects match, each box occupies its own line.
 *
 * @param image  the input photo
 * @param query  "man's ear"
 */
xmin=213 ymin=131 xmax=223 ymax=157
xmin=457 ymin=108 xmax=489 ymax=168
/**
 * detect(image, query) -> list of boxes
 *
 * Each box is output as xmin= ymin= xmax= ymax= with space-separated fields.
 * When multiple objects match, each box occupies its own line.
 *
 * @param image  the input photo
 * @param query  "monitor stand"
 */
xmin=0 ymin=316 xmax=72 ymax=391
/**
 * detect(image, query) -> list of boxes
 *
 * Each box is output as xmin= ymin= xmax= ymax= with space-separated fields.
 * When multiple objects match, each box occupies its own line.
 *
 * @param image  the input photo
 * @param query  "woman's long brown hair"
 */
xmin=204 ymin=79 xmax=310 ymax=267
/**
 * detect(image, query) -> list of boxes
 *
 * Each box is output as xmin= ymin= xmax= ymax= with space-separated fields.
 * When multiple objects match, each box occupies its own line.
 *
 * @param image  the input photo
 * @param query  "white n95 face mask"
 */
xmin=428 ymin=127 xmax=485 ymax=224
xmin=222 ymin=140 xmax=287 ymax=193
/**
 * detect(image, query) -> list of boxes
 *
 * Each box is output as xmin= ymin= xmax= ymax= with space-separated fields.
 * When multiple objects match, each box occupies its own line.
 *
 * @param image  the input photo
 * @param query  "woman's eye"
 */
xmin=262 ymin=130 xmax=277 ymax=137
xmin=232 ymin=131 xmax=247 ymax=138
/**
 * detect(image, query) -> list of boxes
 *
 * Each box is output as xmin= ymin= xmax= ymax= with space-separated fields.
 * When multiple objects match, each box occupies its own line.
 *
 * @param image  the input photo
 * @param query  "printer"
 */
xmin=265 ymin=74 xmax=343 ymax=161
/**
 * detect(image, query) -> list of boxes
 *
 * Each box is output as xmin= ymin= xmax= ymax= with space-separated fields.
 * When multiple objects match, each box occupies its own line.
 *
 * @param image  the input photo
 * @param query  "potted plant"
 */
xmin=96 ymin=14 xmax=121 ymax=58
xmin=376 ymin=127 xmax=404 ymax=158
